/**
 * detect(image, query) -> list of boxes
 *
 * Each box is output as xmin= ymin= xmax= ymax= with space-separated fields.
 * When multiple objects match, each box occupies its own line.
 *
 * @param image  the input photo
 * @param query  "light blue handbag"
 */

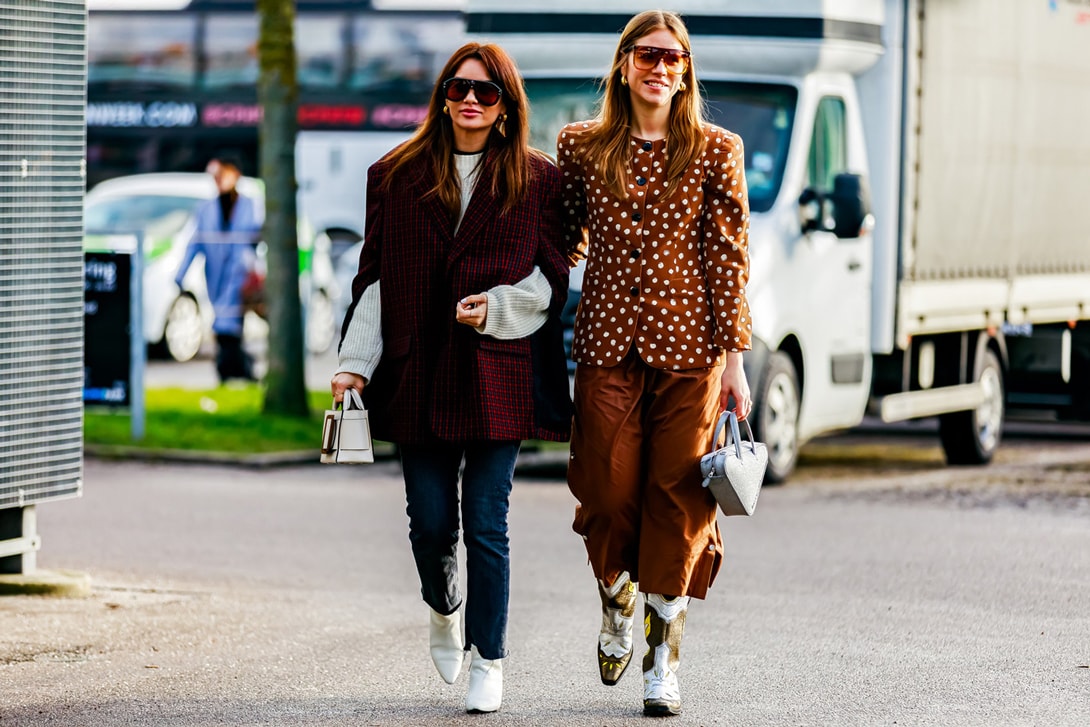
xmin=700 ymin=411 xmax=768 ymax=516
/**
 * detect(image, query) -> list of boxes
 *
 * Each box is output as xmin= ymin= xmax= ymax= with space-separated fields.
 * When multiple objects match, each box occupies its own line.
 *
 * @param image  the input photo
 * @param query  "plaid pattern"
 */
xmin=343 ymin=151 xmax=570 ymax=444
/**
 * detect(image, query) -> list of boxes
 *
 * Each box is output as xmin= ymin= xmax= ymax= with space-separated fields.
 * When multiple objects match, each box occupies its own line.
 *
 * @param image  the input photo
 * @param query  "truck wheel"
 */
xmin=753 ymin=351 xmax=801 ymax=484
xmin=939 ymin=348 xmax=1004 ymax=465
xmin=163 ymin=293 xmax=203 ymax=363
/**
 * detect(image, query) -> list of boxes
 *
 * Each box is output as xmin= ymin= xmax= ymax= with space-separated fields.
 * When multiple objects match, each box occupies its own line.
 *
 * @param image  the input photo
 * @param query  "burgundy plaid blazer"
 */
xmin=342 ymin=149 xmax=571 ymax=444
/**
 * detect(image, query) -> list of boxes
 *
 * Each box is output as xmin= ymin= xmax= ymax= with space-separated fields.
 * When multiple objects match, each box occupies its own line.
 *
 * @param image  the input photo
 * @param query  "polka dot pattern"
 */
xmin=556 ymin=121 xmax=753 ymax=370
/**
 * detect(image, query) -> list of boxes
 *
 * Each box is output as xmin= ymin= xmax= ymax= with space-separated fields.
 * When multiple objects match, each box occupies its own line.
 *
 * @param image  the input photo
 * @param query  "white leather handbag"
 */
xmin=700 ymin=411 xmax=768 ymax=516
xmin=320 ymin=389 xmax=374 ymax=464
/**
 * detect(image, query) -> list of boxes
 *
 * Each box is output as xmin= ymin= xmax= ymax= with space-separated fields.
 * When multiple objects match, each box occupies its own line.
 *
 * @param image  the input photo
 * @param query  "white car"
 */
xmin=84 ymin=173 xmax=339 ymax=362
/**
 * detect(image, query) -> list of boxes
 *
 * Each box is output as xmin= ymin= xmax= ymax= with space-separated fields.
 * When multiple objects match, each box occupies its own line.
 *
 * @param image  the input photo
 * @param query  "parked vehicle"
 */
xmin=84 ymin=173 xmax=338 ymax=361
xmin=297 ymin=130 xmax=412 ymax=263
xmin=470 ymin=0 xmax=1090 ymax=480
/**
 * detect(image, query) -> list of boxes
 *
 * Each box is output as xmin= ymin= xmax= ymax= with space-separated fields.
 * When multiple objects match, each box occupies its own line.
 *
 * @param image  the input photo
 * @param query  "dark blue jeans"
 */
xmin=400 ymin=440 xmax=520 ymax=661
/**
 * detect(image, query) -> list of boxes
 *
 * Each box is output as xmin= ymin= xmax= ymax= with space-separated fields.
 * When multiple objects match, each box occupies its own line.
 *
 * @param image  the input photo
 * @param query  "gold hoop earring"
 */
xmin=496 ymin=113 xmax=508 ymax=137
xmin=620 ymin=75 xmax=628 ymax=86
xmin=442 ymin=105 xmax=449 ymax=115
xmin=678 ymin=81 xmax=687 ymax=91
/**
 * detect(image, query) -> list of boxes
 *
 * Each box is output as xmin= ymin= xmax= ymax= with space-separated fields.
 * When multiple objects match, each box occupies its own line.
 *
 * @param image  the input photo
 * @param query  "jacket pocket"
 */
xmin=478 ymin=337 xmax=529 ymax=356
xmin=667 ymin=274 xmax=708 ymax=302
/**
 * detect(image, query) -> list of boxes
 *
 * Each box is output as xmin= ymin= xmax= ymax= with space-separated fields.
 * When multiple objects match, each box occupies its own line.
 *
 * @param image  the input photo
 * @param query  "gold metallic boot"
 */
xmin=642 ymin=593 xmax=689 ymax=717
xmin=597 ymin=571 xmax=638 ymax=685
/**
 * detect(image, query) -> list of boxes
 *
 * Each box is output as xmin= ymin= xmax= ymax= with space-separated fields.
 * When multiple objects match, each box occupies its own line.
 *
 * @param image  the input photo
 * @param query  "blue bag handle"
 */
xmin=711 ymin=410 xmax=758 ymax=459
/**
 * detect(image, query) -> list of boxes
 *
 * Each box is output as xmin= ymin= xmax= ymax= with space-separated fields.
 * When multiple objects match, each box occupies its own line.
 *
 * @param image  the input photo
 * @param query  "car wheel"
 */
xmin=306 ymin=288 xmax=336 ymax=355
xmin=753 ymin=351 xmax=801 ymax=484
xmin=939 ymin=348 xmax=1004 ymax=465
xmin=163 ymin=293 xmax=203 ymax=362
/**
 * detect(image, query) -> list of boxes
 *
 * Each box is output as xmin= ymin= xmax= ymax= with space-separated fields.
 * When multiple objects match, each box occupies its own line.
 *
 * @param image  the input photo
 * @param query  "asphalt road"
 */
xmin=3 ymin=432 xmax=1089 ymax=726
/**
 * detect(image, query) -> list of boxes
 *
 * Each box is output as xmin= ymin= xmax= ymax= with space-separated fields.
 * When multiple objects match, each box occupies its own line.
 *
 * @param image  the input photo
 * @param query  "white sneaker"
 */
xmin=429 ymin=608 xmax=465 ymax=684
xmin=465 ymin=645 xmax=503 ymax=713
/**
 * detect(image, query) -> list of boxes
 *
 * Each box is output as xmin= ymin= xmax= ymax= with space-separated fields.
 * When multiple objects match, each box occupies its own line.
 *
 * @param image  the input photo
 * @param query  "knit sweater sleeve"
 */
xmin=475 ymin=266 xmax=551 ymax=340
xmin=336 ymin=281 xmax=382 ymax=382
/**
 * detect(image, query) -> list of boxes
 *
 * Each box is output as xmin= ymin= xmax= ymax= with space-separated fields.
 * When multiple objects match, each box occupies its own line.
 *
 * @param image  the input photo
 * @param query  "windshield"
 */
xmin=85 ymin=194 xmax=204 ymax=237
xmin=525 ymin=79 xmax=796 ymax=213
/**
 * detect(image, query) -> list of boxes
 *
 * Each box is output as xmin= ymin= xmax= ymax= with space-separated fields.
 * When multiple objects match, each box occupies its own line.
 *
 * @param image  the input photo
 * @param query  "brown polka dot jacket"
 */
xmin=557 ymin=121 xmax=753 ymax=370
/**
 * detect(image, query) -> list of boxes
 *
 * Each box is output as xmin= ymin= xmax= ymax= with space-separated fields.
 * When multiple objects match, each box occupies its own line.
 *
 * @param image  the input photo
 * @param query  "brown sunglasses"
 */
xmin=624 ymin=45 xmax=691 ymax=75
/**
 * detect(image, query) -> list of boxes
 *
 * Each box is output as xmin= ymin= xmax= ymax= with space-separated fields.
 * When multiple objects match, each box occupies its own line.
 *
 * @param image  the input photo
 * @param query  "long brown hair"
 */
xmin=382 ymin=43 xmax=541 ymax=215
xmin=578 ymin=11 xmax=706 ymax=200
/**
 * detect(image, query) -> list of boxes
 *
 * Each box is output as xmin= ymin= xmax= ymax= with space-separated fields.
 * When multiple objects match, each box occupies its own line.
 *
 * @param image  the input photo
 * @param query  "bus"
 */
xmin=86 ymin=0 xmax=467 ymax=252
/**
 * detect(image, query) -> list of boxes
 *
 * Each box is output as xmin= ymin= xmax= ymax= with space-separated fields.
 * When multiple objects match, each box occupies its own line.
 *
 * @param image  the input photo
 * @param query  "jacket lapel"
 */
xmin=447 ymin=152 xmax=497 ymax=266
xmin=406 ymin=163 xmax=454 ymax=244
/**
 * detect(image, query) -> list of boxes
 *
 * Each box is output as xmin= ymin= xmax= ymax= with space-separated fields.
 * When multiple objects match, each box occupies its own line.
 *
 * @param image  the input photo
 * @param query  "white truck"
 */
xmin=469 ymin=0 xmax=1090 ymax=480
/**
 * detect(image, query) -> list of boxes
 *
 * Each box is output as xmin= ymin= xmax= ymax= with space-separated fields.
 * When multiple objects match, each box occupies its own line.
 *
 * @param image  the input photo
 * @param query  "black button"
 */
xmin=636 ymin=176 xmax=646 ymax=186
xmin=632 ymin=212 xmax=642 ymax=222
xmin=630 ymin=250 xmax=640 ymax=259
xmin=642 ymin=141 xmax=653 ymax=151
xmin=630 ymin=287 xmax=639 ymax=296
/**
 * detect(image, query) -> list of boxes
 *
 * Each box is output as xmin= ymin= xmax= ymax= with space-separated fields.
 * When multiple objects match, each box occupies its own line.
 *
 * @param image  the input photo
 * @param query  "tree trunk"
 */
xmin=257 ymin=0 xmax=308 ymax=416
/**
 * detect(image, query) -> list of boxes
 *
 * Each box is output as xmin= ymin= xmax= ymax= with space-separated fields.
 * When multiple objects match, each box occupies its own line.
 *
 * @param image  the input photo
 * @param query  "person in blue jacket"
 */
xmin=174 ymin=159 xmax=263 ymax=382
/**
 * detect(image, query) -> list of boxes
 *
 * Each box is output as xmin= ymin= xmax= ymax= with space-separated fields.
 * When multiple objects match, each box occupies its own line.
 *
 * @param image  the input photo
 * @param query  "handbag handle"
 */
xmin=711 ymin=410 xmax=758 ymax=459
xmin=330 ymin=388 xmax=365 ymax=412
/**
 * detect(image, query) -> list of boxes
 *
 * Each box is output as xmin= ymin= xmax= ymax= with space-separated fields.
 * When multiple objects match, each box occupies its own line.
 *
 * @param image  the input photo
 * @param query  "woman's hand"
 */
xmin=720 ymin=351 xmax=752 ymax=420
xmin=331 ymin=372 xmax=366 ymax=404
xmin=456 ymin=293 xmax=488 ymax=328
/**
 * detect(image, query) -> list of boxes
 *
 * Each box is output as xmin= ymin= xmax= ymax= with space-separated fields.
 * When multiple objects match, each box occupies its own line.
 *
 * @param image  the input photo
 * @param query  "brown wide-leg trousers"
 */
xmin=567 ymin=350 xmax=724 ymax=599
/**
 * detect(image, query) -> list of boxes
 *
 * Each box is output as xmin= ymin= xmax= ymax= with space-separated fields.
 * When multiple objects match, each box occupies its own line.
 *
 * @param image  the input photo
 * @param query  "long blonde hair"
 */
xmin=382 ymin=43 xmax=542 ymax=215
xmin=579 ymin=11 xmax=706 ymax=200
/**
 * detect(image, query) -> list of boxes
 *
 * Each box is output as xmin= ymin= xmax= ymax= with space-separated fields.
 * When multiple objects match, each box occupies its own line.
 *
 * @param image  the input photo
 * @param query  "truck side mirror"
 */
xmin=827 ymin=173 xmax=872 ymax=239
xmin=797 ymin=187 xmax=824 ymax=233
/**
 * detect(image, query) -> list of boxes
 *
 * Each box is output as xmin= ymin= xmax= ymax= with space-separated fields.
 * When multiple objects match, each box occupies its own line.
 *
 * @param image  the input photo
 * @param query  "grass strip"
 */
xmin=84 ymin=386 xmax=330 ymax=454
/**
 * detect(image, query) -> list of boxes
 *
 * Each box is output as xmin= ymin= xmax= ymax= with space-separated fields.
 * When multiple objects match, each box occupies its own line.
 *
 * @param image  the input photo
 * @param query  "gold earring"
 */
xmin=442 ymin=105 xmax=449 ymax=115
xmin=496 ymin=113 xmax=507 ymax=137
xmin=679 ymin=81 xmax=687 ymax=91
xmin=620 ymin=75 xmax=628 ymax=86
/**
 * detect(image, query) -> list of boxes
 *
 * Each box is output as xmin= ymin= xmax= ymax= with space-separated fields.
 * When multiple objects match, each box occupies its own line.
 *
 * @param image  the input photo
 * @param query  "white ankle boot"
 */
xmin=429 ymin=608 xmax=465 ymax=684
xmin=642 ymin=594 xmax=689 ymax=717
xmin=465 ymin=645 xmax=503 ymax=713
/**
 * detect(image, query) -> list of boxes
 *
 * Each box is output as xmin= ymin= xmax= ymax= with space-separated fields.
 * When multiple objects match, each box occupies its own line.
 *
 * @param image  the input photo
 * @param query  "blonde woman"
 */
xmin=557 ymin=10 xmax=752 ymax=717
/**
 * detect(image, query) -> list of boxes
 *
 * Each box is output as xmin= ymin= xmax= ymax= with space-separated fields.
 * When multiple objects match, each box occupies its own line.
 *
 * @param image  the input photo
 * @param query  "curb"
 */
xmin=83 ymin=443 xmax=397 ymax=469
xmin=0 ymin=569 xmax=92 ymax=598
xmin=83 ymin=443 xmax=573 ymax=474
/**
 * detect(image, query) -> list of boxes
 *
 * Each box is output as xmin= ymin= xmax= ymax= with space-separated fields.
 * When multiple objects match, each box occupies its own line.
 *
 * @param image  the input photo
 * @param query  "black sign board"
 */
xmin=83 ymin=251 xmax=131 ymax=407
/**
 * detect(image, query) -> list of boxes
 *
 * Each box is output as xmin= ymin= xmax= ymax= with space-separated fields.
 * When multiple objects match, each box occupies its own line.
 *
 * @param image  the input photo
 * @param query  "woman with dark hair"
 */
xmin=331 ymin=43 xmax=569 ymax=714
xmin=557 ymin=10 xmax=753 ymax=717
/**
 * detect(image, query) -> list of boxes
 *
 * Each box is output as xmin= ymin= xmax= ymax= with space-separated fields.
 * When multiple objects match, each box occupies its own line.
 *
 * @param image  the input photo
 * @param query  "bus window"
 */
xmin=203 ymin=14 xmax=258 ymax=89
xmin=88 ymin=14 xmax=197 ymax=88
xmin=297 ymin=15 xmax=347 ymax=88
xmin=350 ymin=14 xmax=462 ymax=93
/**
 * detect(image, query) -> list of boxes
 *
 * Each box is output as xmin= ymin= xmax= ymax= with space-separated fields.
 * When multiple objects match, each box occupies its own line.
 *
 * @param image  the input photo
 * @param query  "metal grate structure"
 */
xmin=0 ymin=0 xmax=86 ymax=509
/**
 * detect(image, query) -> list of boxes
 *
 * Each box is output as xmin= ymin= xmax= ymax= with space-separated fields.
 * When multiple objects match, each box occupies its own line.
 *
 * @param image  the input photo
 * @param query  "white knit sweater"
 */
xmin=337 ymin=153 xmax=551 ymax=382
